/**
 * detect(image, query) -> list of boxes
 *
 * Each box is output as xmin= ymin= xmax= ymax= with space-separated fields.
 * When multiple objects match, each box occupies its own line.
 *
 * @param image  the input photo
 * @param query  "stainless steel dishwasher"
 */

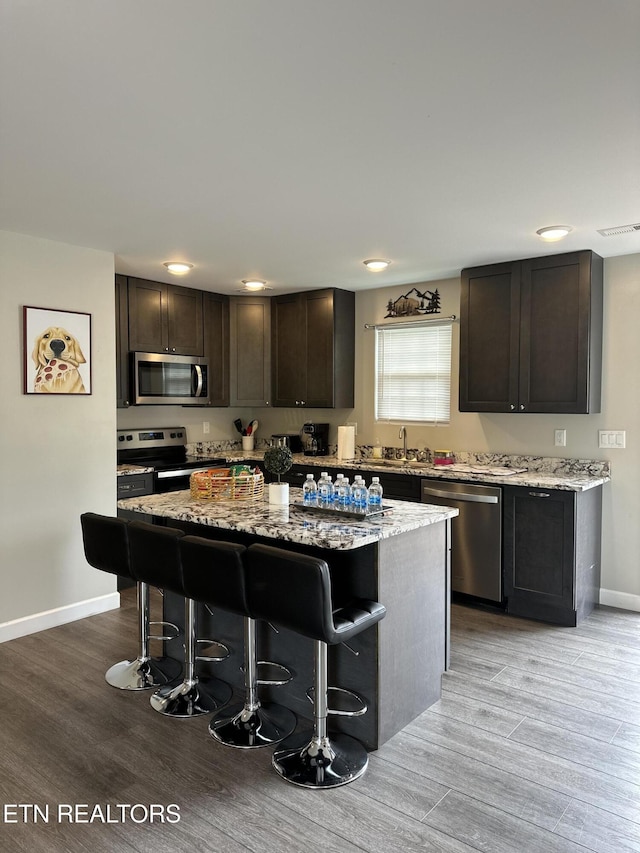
xmin=421 ymin=479 xmax=502 ymax=603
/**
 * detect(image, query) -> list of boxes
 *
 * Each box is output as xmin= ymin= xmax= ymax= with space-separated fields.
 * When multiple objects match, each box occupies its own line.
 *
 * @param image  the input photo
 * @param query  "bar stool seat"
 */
xmin=245 ymin=544 xmax=386 ymax=789
xmin=80 ymin=512 xmax=181 ymax=690
xmin=128 ymin=521 xmax=232 ymax=718
xmin=180 ymin=535 xmax=296 ymax=748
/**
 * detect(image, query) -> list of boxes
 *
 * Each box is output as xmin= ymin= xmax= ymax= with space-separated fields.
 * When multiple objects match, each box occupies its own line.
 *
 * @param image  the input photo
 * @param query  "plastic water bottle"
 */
xmin=333 ymin=473 xmax=345 ymax=503
xmin=368 ymin=476 xmax=383 ymax=507
xmin=352 ymin=476 xmax=369 ymax=509
xmin=317 ymin=472 xmax=334 ymax=504
xmin=336 ymin=477 xmax=352 ymax=506
xmin=302 ymin=473 xmax=318 ymax=505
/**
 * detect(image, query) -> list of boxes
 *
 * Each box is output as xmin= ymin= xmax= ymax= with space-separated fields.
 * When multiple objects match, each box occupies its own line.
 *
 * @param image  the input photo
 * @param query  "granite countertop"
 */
xmin=117 ymin=463 xmax=154 ymax=475
xmin=117 ymin=488 xmax=458 ymax=551
xmin=213 ymin=452 xmax=610 ymax=493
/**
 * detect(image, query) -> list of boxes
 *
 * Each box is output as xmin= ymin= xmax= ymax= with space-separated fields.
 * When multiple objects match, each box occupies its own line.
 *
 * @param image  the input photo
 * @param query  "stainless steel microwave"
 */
xmin=133 ymin=352 xmax=210 ymax=405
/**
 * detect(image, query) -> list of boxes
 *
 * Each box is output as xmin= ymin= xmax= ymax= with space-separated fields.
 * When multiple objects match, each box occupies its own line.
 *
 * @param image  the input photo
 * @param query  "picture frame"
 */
xmin=23 ymin=305 xmax=92 ymax=395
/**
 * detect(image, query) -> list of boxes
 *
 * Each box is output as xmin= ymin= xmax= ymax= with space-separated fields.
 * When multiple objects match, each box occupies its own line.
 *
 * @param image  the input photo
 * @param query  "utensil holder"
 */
xmin=242 ymin=435 xmax=255 ymax=451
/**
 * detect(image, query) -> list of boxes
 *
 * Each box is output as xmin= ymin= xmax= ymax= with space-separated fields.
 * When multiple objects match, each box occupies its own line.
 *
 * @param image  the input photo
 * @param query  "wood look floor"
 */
xmin=1 ymin=591 xmax=639 ymax=853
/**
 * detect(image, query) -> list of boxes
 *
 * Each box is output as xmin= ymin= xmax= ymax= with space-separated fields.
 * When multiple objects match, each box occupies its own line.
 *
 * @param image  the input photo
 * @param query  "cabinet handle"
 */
xmin=519 ymin=404 xmax=525 ymax=411
xmin=528 ymin=491 xmax=550 ymax=498
xmin=171 ymin=347 xmax=176 ymax=352
xmin=123 ymin=400 xmax=129 ymax=407
xmin=510 ymin=404 xmax=515 ymax=411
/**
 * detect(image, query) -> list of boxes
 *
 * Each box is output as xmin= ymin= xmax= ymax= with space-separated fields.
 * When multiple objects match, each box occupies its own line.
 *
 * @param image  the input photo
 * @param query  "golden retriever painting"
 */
xmin=23 ymin=306 xmax=91 ymax=396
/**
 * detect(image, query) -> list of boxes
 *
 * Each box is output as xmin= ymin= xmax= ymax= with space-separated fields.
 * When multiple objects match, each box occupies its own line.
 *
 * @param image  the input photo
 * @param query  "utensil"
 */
xmin=233 ymin=419 xmax=243 ymax=434
xmin=246 ymin=424 xmax=252 ymax=435
xmin=250 ymin=419 xmax=258 ymax=434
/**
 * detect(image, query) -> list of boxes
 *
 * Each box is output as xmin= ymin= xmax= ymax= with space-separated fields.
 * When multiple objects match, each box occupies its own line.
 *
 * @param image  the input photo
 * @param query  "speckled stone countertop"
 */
xmin=201 ymin=451 xmax=610 ymax=493
xmin=117 ymin=464 xmax=154 ymax=476
xmin=117 ymin=488 xmax=458 ymax=551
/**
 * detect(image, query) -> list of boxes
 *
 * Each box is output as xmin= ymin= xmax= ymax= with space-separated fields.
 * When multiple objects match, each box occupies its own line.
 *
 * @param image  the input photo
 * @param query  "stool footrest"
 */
xmin=255 ymin=660 xmax=294 ymax=686
xmin=306 ymin=686 xmax=367 ymax=717
xmin=148 ymin=620 xmax=180 ymax=642
xmin=195 ymin=639 xmax=230 ymax=663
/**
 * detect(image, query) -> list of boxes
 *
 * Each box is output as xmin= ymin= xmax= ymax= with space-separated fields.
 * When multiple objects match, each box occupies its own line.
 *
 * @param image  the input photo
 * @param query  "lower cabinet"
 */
xmin=503 ymin=485 xmax=602 ymax=626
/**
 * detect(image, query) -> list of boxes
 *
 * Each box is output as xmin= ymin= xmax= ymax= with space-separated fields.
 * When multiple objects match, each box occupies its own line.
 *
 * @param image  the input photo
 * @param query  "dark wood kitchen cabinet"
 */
xmin=459 ymin=250 xmax=603 ymax=413
xmin=127 ymin=277 xmax=204 ymax=356
xmin=115 ymin=274 xmax=131 ymax=408
xmin=203 ymin=291 xmax=230 ymax=406
xmin=229 ymin=296 xmax=271 ymax=406
xmin=503 ymin=484 xmax=602 ymax=626
xmin=271 ymin=288 xmax=355 ymax=408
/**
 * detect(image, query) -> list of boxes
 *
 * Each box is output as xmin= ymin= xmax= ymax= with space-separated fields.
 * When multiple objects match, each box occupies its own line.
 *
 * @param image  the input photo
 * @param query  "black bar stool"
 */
xmin=80 ymin=512 xmax=181 ymax=690
xmin=245 ymin=543 xmax=386 ymax=789
xmin=180 ymin=535 xmax=297 ymax=748
xmin=128 ymin=521 xmax=232 ymax=718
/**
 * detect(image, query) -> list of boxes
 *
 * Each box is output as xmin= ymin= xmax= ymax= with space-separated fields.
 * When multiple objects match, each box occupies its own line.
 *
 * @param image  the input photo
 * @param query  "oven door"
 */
xmin=133 ymin=352 xmax=210 ymax=406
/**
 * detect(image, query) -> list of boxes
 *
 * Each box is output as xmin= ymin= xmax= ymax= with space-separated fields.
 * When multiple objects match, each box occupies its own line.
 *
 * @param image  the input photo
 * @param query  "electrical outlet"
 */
xmin=203 ymin=422 xmax=210 ymax=435
xmin=554 ymin=429 xmax=566 ymax=447
xmin=599 ymin=429 xmax=626 ymax=449
xmin=347 ymin=421 xmax=357 ymax=435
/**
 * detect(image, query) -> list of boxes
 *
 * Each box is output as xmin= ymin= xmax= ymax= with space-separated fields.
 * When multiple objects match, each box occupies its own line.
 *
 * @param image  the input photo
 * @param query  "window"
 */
xmin=375 ymin=322 xmax=452 ymax=423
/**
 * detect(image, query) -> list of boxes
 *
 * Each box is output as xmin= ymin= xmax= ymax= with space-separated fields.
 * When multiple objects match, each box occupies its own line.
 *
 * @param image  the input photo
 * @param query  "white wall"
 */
xmin=0 ymin=231 xmax=118 ymax=638
xmin=352 ymin=253 xmax=640 ymax=609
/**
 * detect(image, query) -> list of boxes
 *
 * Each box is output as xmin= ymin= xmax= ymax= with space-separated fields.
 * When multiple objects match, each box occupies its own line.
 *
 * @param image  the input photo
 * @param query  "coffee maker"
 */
xmin=302 ymin=422 xmax=329 ymax=456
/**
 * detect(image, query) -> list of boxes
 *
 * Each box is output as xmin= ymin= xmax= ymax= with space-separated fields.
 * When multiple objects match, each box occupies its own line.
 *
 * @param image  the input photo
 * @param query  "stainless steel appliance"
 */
xmin=271 ymin=433 xmax=304 ymax=453
xmin=302 ymin=422 xmax=329 ymax=456
xmin=117 ymin=427 xmax=224 ymax=495
xmin=133 ymin=352 xmax=210 ymax=405
xmin=421 ymin=479 xmax=502 ymax=603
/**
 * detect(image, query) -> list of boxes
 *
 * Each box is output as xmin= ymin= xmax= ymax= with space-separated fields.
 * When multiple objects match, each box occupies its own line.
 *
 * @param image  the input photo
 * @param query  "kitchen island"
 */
xmin=117 ymin=489 xmax=458 ymax=749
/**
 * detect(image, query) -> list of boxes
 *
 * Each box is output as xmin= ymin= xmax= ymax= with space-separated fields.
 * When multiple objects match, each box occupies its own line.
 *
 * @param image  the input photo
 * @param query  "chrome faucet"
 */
xmin=398 ymin=425 xmax=407 ymax=459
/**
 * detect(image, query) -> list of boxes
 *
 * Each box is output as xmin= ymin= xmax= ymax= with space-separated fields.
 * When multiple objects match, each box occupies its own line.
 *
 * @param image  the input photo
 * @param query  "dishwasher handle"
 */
xmin=422 ymin=486 xmax=500 ymax=504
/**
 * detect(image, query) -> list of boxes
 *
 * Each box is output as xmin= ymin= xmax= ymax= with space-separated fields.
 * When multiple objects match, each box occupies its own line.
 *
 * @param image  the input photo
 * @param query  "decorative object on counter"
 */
xmin=433 ymin=450 xmax=455 ymax=466
xmin=384 ymin=287 xmax=441 ymax=318
xmin=264 ymin=445 xmax=293 ymax=505
xmin=23 ymin=305 xmax=92 ymax=395
xmin=372 ymin=439 xmax=383 ymax=459
xmin=337 ymin=424 xmax=355 ymax=460
xmin=190 ymin=466 xmax=264 ymax=502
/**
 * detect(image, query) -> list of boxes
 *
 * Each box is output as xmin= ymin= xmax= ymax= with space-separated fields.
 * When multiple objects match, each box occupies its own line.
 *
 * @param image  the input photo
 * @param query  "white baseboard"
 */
xmin=0 ymin=592 xmax=121 ymax=644
xmin=599 ymin=588 xmax=640 ymax=613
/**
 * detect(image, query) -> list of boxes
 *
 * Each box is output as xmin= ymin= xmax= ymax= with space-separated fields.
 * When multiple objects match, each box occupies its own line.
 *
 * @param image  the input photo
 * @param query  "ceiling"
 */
xmin=1 ymin=0 xmax=639 ymax=294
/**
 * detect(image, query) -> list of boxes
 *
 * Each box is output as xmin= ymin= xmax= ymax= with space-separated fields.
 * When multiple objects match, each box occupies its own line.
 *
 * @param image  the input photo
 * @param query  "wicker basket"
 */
xmin=189 ymin=467 xmax=264 ymax=502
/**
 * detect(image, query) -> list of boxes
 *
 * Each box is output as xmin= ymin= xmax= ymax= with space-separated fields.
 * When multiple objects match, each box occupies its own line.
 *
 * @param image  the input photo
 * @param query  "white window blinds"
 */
xmin=375 ymin=322 xmax=452 ymax=423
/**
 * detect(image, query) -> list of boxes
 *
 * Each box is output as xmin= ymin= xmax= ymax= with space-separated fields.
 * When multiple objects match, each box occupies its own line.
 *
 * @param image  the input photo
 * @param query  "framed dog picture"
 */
xmin=23 ymin=306 xmax=92 ymax=395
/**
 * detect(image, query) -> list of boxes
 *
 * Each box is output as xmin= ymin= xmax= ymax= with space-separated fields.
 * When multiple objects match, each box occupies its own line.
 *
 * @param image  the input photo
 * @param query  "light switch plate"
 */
xmin=599 ymin=429 xmax=625 ymax=448
xmin=554 ymin=429 xmax=566 ymax=447
xmin=203 ymin=422 xmax=210 ymax=435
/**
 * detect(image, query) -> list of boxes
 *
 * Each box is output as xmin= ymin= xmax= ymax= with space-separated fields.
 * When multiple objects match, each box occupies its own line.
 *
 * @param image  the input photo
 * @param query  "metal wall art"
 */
xmin=384 ymin=287 xmax=441 ymax=318
xmin=23 ymin=305 xmax=92 ymax=395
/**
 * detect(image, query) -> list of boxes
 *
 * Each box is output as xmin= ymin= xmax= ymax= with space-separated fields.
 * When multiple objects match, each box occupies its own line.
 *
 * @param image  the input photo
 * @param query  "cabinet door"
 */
xmin=166 ymin=284 xmax=203 ymax=355
xmin=503 ymin=486 xmax=576 ymax=624
xmin=203 ymin=292 xmax=229 ymax=406
xmin=127 ymin=278 xmax=167 ymax=352
xmin=271 ymin=293 xmax=303 ymax=407
xmin=519 ymin=250 xmax=602 ymax=413
xmin=459 ymin=262 xmax=520 ymax=412
xmin=229 ymin=296 xmax=271 ymax=406
xmin=115 ymin=275 xmax=130 ymax=408
xmin=303 ymin=290 xmax=335 ymax=407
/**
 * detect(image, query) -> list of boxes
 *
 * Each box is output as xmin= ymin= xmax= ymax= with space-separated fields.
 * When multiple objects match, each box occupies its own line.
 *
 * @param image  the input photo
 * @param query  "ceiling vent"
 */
xmin=597 ymin=222 xmax=640 ymax=237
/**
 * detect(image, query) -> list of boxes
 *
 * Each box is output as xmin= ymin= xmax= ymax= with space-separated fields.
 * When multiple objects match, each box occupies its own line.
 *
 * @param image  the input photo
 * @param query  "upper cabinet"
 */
xmin=115 ymin=274 xmax=131 ymax=408
xmin=203 ymin=291 xmax=230 ymax=407
xmin=271 ymin=288 xmax=355 ymax=408
xmin=229 ymin=296 xmax=271 ymax=407
xmin=127 ymin=277 xmax=204 ymax=355
xmin=459 ymin=250 xmax=603 ymax=414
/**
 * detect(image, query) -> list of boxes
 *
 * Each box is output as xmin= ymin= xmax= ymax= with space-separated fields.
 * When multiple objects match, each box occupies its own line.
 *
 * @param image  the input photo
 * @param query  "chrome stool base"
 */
xmin=150 ymin=677 xmax=232 ymax=718
xmin=272 ymin=731 xmax=368 ymax=789
xmin=209 ymin=701 xmax=296 ymax=748
xmin=105 ymin=656 xmax=181 ymax=691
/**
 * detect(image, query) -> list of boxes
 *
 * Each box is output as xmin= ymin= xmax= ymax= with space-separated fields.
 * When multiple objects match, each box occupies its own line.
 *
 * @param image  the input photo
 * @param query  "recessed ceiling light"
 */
xmin=536 ymin=226 xmax=572 ymax=242
xmin=241 ymin=279 xmax=271 ymax=291
xmin=163 ymin=261 xmax=194 ymax=275
xmin=363 ymin=259 xmax=392 ymax=271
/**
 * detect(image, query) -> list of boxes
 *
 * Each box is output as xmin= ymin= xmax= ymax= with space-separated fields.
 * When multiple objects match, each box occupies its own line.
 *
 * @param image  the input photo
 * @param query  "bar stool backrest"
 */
xmin=180 ymin=536 xmax=248 ymax=615
xmin=245 ymin=544 xmax=336 ymax=642
xmin=80 ymin=513 xmax=132 ymax=579
xmin=128 ymin=521 xmax=185 ymax=596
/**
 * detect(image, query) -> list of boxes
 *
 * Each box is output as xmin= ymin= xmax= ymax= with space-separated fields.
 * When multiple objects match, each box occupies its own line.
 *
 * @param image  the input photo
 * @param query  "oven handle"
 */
xmin=156 ymin=466 xmax=213 ymax=479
